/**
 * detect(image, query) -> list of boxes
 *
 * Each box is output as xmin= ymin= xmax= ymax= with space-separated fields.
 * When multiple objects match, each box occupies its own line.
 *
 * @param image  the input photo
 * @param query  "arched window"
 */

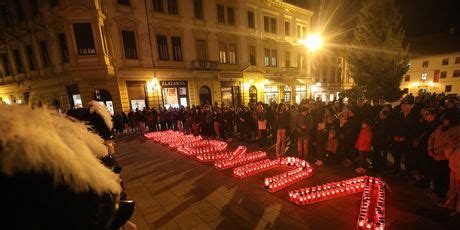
xmin=199 ymin=86 xmax=212 ymax=105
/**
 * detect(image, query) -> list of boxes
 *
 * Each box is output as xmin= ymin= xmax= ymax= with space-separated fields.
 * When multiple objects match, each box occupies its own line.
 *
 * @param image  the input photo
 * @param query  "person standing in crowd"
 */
xmin=323 ymin=113 xmax=339 ymax=164
xmin=354 ymin=119 xmax=373 ymax=173
xmin=136 ymin=108 xmax=147 ymax=134
xmin=268 ymin=103 xmax=278 ymax=142
xmin=159 ymin=107 xmax=167 ymax=130
xmin=338 ymin=110 xmax=360 ymax=166
xmin=204 ymin=105 xmax=214 ymax=137
xmin=113 ymin=111 xmax=124 ymax=135
xmin=236 ymin=107 xmax=246 ymax=141
xmin=191 ymin=106 xmax=200 ymax=135
xmin=122 ymin=111 xmax=129 ymax=133
xmin=372 ymin=110 xmax=392 ymax=171
xmin=222 ymin=106 xmax=234 ymax=141
xmin=275 ymin=103 xmax=290 ymax=158
xmin=151 ymin=107 xmax=159 ymax=132
xmin=428 ymin=111 xmax=458 ymax=203
xmin=145 ymin=107 xmax=154 ymax=132
xmin=213 ymin=107 xmax=223 ymax=139
xmin=297 ymin=106 xmax=313 ymax=160
xmin=413 ymin=108 xmax=440 ymax=188
xmin=289 ymin=104 xmax=298 ymax=155
xmin=390 ymin=101 xmax=420 ymax=175
xmin=444 ymin=112 xmax=460 ymax=214
xmin=128 ymin=109 xmax=138 ymax=132
xmin=256 ymin=104 xmax=267 ymax=147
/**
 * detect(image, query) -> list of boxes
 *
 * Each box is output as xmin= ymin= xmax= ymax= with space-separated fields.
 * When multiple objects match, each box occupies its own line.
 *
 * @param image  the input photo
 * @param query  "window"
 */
xmin=167 ymin=0 xmax=178 ymax=15
xmin=26 ymin=45 xmax=37 ymax=70
xmin=271 ymin=49 xmax=277 ymax=67
xmin=249 ymin=46 xmax=256 ymax=65
xmin=13 ymin=49 xmax=24 ymax=73
xmin=270 ymin=18 xmax=277 ymax=34
xmin=422 ymin=61 xmax=429 ymax=67
xmin=302 ymin=27 xmax=307 ymax=39
xmin=117 ymin=0 xmax=130 ymax=5
xmin=264 ymin=49 xmax=270 ymax=66
xmin=247 ymin=11 xmax=255 ymax=29
xmin=122 ymin=30 xmax=138 ymax=59
xmin=456 ymin=57 xmax=460 ymax=64
xmin=421 ymin=73 xmax=427 ymax=81
xmin=156 ymin=35 xmax=169 ymax=60
xmin=285 ymin=51 xmax=290 ymax=67
xmin=194 ymin=0 xmax=203 ymax=19
xmin=297 ymin=25 xmax=301 ymax=39
xmin=445 ymin=85 xmax=452 ymax=92
xmin=219 ymin=43 xmax=227 ymax=64
xmin=171 ymin=37 xmax=183 ymax=61
xmin=404 ymin=75 xmax=410 ymax=81
xmin=440 ymin=71 xmax=447 ymax=79
xmin=228 ymin=44 xmax=237 ymax=64
xmin=58 ymin=33 xmax=70 ymax=63
xmin=284 ymin=21 xmax=290 ymax=36
xmin=227 ymin=7 xmax=235 ymax=25
xmin=153 ymin=0 xmax=164 ymax=12
xmin=263 ymin=16 xmax=270 ymax=32
xmin=39 ymin=41 xmax=51 ymax=67
xmin=217 ymin=5 xmax=225 ymax=23
xmin=442 ymin=58 xmax=449 ymax=65
xmin=1 ymin=53 xmax=11 ymax=76
xmin=454 ymin=70 xmax=460 ymax=78
xmin=196 ymin=40 xmax=207 ymax=60
xmin=73 ymin=23 xmax=96 ymax=55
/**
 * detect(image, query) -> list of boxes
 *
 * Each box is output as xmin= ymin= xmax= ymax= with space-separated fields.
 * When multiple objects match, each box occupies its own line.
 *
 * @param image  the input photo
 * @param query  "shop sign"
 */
xmin=160 ymin=81 xmax=187 ymax=87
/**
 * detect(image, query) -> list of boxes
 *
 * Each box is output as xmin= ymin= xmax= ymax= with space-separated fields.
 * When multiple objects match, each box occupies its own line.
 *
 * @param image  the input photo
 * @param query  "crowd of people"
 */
xmin=112 ymin=92 xmax=460 ymax=214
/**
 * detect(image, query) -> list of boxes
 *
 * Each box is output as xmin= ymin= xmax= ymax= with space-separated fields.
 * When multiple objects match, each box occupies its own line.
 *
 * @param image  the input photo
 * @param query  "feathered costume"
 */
xmin=0 ymin=104 xmax=134 ymax=229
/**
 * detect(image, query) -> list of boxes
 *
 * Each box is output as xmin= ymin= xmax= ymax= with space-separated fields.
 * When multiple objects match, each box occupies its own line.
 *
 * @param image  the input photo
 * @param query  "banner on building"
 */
xmin=433 ymin=69 xmax=440 ymax=82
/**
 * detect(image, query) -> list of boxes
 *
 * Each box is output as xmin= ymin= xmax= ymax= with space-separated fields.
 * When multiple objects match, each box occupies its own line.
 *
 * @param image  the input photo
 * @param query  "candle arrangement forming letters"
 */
xmin=145 ymin=131 xmax=386 ymax=229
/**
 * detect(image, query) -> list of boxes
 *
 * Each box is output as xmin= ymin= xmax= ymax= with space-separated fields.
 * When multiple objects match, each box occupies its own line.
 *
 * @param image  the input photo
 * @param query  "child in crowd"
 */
xmin=355 ymin=120 xmax=373 ymax=173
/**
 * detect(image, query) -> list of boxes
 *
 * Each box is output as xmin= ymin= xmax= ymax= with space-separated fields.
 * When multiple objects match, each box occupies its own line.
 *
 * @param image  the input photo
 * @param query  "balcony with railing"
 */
xmin=192 ymin=60 xmax=219 ymax=71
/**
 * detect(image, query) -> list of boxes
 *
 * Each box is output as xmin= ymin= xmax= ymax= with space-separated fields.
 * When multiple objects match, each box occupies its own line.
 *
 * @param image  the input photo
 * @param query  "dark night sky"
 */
xmin=288 ymin=0 xmax=460 ymax=37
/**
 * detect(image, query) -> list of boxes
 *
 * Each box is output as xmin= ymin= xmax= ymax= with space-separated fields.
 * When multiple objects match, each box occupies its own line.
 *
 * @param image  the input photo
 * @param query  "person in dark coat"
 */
xmin=338 ymin=110 xmax=361 ymax=166
xmin=390 ymin=101 xmax=421 ymax=175
xmin=413 ymin=107 xmax=440 ymax=188
xmin=372 ymin=110 xmax=392 ymax=171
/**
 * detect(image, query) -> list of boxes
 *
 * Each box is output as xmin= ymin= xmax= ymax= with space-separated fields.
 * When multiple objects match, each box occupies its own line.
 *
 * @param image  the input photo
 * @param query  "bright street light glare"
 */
xmin=300 ymin=34 xmax=323 ymax=51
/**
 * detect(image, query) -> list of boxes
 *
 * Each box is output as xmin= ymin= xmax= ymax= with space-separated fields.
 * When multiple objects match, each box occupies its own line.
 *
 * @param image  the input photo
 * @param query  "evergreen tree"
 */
xmin=347 ymin=0 xmax=409 ymax=101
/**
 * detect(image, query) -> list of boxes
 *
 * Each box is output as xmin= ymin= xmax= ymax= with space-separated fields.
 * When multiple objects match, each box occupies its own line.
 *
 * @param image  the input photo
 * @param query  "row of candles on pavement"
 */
xmin=145 ymin=131 xmax=386 ymax=229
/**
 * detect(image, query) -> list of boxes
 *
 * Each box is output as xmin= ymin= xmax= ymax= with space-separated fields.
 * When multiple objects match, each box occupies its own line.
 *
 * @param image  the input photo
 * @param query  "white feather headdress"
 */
xmin=0 ymin=104 xmax=121 ymax=195
xmin=88 ymin=100 xmax=113 ymax=130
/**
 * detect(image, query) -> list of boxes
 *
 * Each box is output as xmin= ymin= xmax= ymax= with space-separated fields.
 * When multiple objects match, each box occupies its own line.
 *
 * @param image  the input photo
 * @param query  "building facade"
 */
xmin=0 ymin=0 xmax=344 ymax=112
xmin=401 ymin=52 xmax=460 ymax=96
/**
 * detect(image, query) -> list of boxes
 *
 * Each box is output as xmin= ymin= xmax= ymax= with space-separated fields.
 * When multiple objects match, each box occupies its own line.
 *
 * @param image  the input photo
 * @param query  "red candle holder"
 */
xmin=289 ymin=176 xmax=367 ymax=205
xmin=214 ymin=150 xmax=266 ymax=170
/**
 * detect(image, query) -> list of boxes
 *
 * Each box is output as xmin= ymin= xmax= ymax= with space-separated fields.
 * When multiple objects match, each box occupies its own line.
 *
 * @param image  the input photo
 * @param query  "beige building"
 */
xmin=400 ymin=52 xmax=460 ymax=96
xmin=0 ymin=0 xmax=351 ymax=112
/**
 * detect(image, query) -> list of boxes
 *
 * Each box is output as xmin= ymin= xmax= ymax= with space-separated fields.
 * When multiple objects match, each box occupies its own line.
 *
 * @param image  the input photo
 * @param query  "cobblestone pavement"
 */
xmin=115 ymin=134 xmax=452 ymax=230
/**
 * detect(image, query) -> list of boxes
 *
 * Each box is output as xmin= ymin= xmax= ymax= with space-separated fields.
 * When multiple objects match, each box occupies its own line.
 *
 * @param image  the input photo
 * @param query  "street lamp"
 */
xmin=298 ymin=34 xmax=323 ymax=52
xmin=298 ymin=34 xmax=323 ymax=99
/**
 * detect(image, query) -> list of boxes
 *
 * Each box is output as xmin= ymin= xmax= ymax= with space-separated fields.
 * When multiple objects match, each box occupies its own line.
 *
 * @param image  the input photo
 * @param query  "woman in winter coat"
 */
xmin=428 ymin=111 xmax=457 ymax=202
xmin=275 ymin=103 xmax=290 ymax=157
